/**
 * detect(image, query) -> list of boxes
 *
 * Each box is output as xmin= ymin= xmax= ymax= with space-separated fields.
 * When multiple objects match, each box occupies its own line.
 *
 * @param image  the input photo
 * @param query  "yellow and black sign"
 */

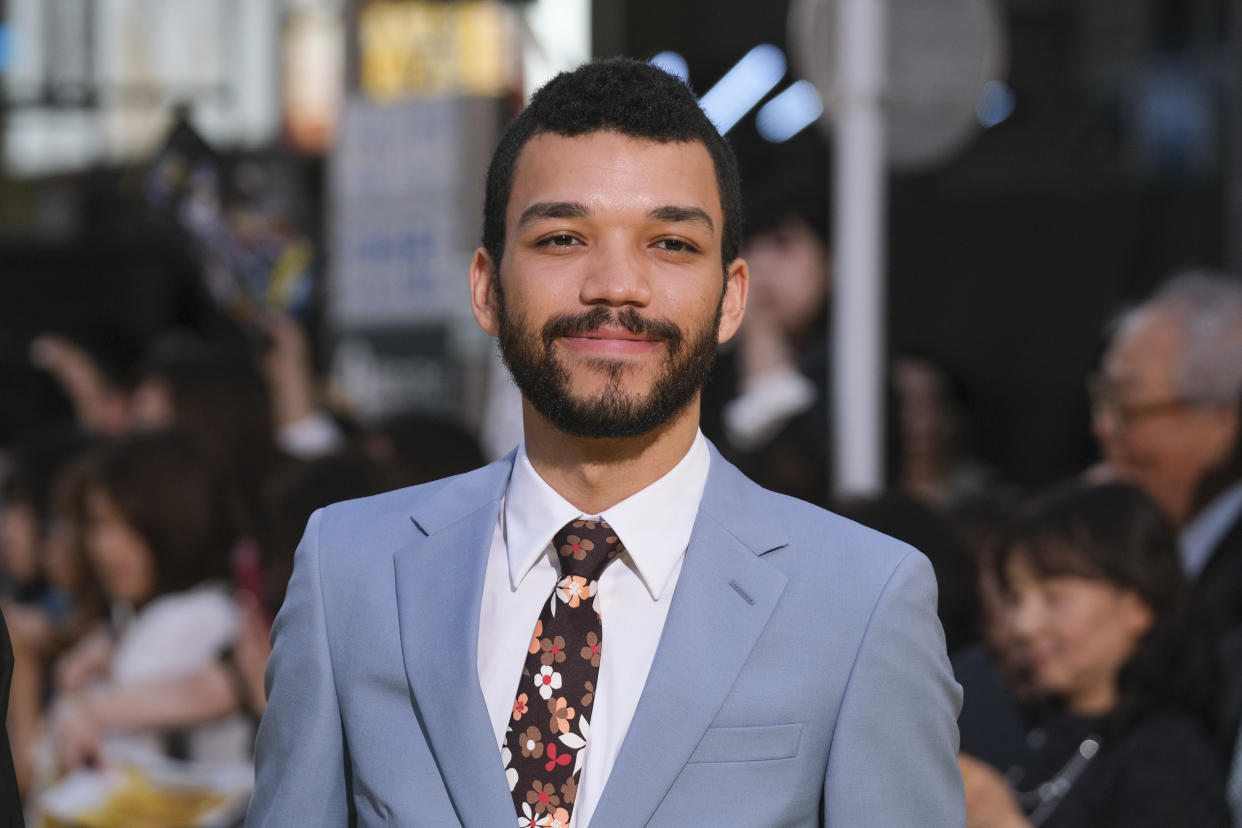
xmin=358 ymin=0 xmax=511 ymax=101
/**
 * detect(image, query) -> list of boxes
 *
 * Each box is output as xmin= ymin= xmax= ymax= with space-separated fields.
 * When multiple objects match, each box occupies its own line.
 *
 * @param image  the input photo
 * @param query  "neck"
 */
xmin=1066 ymin=683 xmax=1118 ymax=717
xmin=522 ymin=399 xmax=701 ymax=515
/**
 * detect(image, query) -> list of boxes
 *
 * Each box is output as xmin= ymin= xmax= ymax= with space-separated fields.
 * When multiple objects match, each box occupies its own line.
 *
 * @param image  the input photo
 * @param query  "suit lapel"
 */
xmin=393 ymin=458 xmax=518 ymax=827
xmin=592 ymin=450 xmax=789 ymax=826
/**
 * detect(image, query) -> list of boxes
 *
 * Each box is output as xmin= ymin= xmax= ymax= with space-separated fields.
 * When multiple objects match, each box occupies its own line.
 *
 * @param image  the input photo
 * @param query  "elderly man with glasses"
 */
xmin=1090 ymin=272 xmax=1242 ymax=630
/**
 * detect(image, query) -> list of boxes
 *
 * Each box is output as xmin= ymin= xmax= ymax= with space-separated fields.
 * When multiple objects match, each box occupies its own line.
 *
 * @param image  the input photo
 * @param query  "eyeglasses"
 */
xmin=1085 ymin=374 xmax=1196 ymax=430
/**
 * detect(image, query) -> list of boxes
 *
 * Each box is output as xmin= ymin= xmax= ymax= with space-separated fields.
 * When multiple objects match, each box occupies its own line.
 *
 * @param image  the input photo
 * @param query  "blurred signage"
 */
xmin=358 ymin=0 xmax=511 ymax=101
xmin=331 ymin=200 xmax=467 ymax=325
xmin=3 ymin=0 xmax=280 ymax=176
xmin=328 ymin=95 xmax=500 ymax=327
xmin=327 ymin=92 xmax=502 ymax=421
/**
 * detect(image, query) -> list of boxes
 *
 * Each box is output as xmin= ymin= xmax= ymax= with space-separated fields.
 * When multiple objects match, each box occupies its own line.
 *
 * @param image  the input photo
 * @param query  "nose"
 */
xmin=578 ymin=241 xmax=651 ymax=308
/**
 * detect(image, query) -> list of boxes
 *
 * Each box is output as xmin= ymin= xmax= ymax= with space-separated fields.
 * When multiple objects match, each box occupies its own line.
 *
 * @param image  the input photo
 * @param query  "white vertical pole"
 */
xmin=831 ymin=0 xmax=887 ymax=497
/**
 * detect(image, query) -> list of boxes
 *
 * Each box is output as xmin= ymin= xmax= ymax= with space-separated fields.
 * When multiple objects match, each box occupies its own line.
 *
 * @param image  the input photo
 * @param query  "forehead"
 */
xmin=506 ymin=131 xmax=723 ymax=228
xmin=1104 ymin=308 xmax=1184 ymax=389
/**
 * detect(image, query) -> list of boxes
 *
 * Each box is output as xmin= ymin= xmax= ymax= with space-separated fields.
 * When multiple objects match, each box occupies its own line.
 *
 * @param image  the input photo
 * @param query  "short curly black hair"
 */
xmin=481 ymin=57 xmax=743 ymax=274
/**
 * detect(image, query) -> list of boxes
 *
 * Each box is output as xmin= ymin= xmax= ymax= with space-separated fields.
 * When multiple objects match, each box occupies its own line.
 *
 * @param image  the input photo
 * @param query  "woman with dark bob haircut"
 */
xmin=47 ymin=430 xmax=252 ymax=768
xmin=959 ymin=482 xmax=1230 ymax=828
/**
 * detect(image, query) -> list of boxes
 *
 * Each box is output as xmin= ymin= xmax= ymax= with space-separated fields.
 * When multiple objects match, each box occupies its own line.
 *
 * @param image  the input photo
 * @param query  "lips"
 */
xmin=572 ymin=326 xmax=657 ymax=342
xmin=562 ymin=329 xmax=661 ymax=355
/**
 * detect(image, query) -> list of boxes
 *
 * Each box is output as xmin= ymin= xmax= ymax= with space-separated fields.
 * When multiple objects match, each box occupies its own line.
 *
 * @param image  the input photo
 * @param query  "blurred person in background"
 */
xmin=1 ymin=427 xmax=105 ymax=639
xmin=46 ymin=430 xmax=250 ymax=776
xmin=132 ymin=314 xmax=344 ymax=463
xmin=893 ymin=353 xmax=1017 ymax=514
xmin=700 ymin=171 xmax=833 ymax=505
xmin=1089 ymin=272 xmax=1242 ymax=633
xmin=49 ymin=448 xmax=408 ymax=773
xmin=1 ymin=467 xmax=62 ymax=626
xmin=0 ymin=428 xmax=107 ymax=793
xmin=959 ymin=482 xmax=1228 ymax=828
xmin=1 ymin=430 xmax=88 ymax=613
xmin=28 ymin=331 xmax=142 ymax=440
xmin=131 ymin=333 xmax=286 ymax=540
xmin=40 ymin=457 xmax=110 ymax=658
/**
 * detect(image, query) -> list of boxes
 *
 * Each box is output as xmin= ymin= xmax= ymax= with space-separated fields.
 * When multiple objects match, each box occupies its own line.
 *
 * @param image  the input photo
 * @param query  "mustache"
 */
xmin=541 ymin=306 xmax=683 ymax=349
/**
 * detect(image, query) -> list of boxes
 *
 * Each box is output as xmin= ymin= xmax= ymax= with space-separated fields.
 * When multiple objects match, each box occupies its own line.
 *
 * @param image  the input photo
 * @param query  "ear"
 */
xmin=469 ymin=248 xmax=501 ymax=337
xmin=716 ymin=257 xmax=749 ymax=345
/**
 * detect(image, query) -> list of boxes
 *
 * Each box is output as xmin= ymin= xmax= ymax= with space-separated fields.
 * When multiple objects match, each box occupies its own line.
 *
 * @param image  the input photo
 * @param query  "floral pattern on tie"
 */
xmin=504 ymin=519 xmax=621 ymax=826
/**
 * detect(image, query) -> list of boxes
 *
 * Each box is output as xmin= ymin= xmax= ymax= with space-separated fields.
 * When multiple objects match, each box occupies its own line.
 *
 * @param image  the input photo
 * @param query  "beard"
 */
xmin=496 ymin=295 xmax=722 ymax=439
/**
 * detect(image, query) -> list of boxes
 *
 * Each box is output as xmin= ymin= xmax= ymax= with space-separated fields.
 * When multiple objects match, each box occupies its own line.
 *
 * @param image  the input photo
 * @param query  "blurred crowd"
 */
xmin=0 ymin=309 xmax=485 ymax=818
xmin=4 ymin=170 xmax=1242 ymax=828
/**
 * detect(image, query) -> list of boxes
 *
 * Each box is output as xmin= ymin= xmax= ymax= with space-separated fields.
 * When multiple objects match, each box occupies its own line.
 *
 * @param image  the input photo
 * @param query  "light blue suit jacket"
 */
xmin=248 ymin=446 xmax=965 ymax=826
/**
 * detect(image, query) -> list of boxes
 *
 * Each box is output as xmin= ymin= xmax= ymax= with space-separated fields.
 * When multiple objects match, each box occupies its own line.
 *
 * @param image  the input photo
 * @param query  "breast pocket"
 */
xmin=685 ymin=723 xmax=803 ymax=764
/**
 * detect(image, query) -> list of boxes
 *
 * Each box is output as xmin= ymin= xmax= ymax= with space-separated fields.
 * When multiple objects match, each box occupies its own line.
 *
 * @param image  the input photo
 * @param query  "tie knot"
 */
xmin=553 ymin=519 xmax=623 ymax=580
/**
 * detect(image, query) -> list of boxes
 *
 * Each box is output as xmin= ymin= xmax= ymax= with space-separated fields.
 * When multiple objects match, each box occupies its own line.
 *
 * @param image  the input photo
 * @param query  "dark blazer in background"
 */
xmin=1196 ymin=511 xmax=1242 ymax=635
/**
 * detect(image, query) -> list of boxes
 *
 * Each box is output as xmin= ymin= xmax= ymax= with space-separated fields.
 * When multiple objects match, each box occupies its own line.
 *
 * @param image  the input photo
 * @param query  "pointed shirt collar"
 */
xmin=503 ymin=431 xmax=711 ymax=600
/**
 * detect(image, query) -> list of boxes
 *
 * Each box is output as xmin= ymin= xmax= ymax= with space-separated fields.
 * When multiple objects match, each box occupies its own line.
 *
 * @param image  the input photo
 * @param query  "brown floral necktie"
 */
xmin=502 ymin=519 xmax=622 ymax=828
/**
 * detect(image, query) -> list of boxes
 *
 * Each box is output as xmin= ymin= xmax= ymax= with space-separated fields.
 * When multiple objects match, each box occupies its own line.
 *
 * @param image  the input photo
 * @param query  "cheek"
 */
xmin=1060 ymin=602 xmax=1133 ymax=662
xmin=1113 ymin=425 xmax=1193 ymax=478
xmin=92 ymin=528 xmax=144 ymax=572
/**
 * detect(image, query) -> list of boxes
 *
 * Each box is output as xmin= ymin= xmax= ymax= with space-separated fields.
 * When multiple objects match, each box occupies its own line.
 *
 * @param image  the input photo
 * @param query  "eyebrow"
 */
xmin=517 ymin=202 xmax=589 ymax=229
xmin=649 ymin=205 xmax=714 ymax=233
xmin=515 ymin=202 xmax=716 ymax=234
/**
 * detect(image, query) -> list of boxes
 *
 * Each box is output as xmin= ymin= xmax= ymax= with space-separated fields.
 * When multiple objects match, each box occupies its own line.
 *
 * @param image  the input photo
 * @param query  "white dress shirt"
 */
xmin=477 ymin=431 xmax=711 ymax=827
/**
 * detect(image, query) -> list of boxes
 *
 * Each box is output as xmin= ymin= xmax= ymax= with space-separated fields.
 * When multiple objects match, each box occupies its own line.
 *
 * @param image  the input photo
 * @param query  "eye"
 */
xmin=537 ymin=234 xmax=580 ymax=248
xmin=654 ymin=238 xmax=699 ymax=253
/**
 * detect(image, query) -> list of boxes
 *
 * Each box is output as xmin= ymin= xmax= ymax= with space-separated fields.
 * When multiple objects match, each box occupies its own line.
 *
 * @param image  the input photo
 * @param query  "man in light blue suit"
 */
xmin=249 ymin=58 xmax=965 ymax=827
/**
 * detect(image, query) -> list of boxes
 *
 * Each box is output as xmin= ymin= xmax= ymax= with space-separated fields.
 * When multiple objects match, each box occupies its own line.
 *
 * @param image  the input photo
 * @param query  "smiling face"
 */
xmin=471 ymin=131 xmax=747 ymax=439
xmin=1005 ymin=552 xmax=1153 ymax=715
